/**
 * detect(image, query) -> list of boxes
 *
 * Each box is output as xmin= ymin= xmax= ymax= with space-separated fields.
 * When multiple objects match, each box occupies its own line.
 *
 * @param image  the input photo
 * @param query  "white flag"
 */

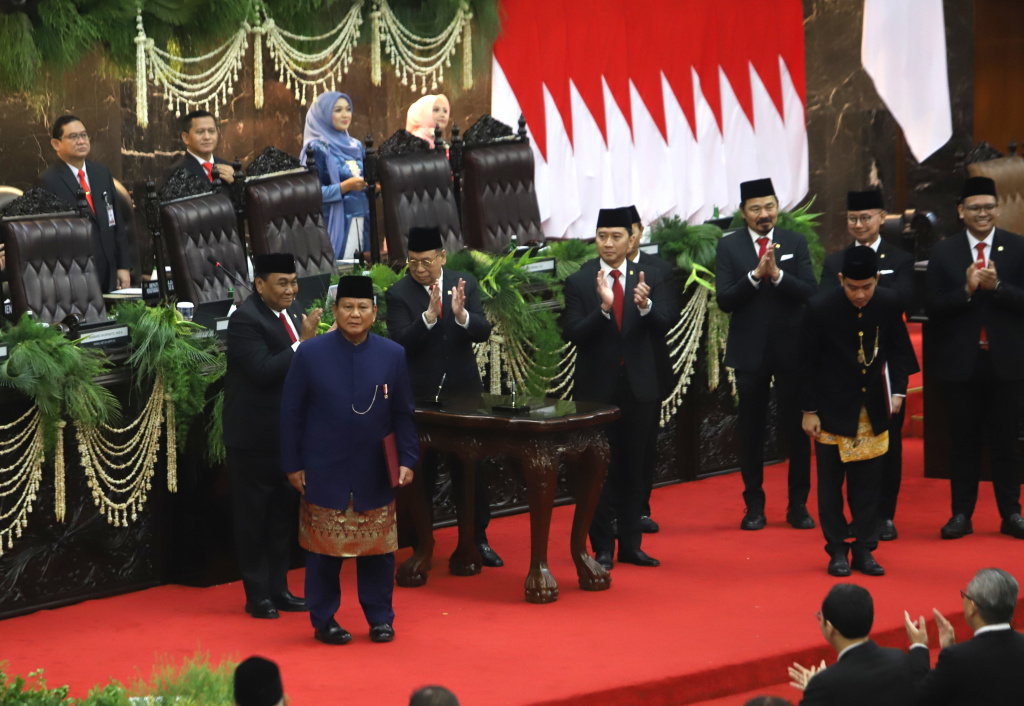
xmin=862 ymin=0 xmax=953 ymax=163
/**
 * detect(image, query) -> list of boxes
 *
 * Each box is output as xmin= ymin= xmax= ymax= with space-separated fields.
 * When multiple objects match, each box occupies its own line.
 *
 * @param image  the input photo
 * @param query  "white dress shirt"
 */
xmin=270 ymin=306 xmax=301 ymax=351
xmin=599 ymin=259 xmax=652 ymax=318
xmin=188 ymin=151 xmax=216 ymax=178
xmin=967 ymin=227 xmax=995 ymax=266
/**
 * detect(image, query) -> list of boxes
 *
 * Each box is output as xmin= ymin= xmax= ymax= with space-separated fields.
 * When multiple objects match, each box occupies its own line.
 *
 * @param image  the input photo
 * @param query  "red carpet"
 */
xmin=0 ymin=438 xmax=1019 ymax=705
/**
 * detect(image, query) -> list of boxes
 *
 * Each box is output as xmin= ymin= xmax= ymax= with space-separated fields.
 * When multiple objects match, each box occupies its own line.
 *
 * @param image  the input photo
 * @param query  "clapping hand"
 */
xmin=633 ymin=271 xmax=650 ymax=309
xmin=300 ymin=309 xmax=322 ymax=341
xmin=452 ymin=278 xmax=468 ymax=324
xmin=965 ymin=262 xmax=983 ymax=296
xmin=596 ymin=269 xmax=614 ymax=312
xmin=765 ymin=248 xmax=781 ymax=280
xmin=426 ymin=278 xmax=443 ymax=322
xmin=978 ymin=260 xmax=998 ymax=291
xmin=752 ymin=250 xmax=771 ymax=280
xmin=788 ymin=659 xmax=826 ymax=691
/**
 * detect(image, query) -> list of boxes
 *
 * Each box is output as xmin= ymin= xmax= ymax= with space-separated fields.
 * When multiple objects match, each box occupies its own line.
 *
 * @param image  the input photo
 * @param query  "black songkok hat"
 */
xmin=596 ymin=207 xmax=632 ymax=230
xmin=253 ymin=253 xmax=295 ymax=276
xmin=841 ymin=245 xmax=879 ymax=280
xmin=628 ymin=205 xmax=641 ymax=225
xmin=961 ymin=176 xmax=997 ymax=201
xmin=739 ymin=178 xmax=776 ymax=202
xmin=335 ymin=274 xmax=374 ymax=301
xmin=847 ymin=189 xmax=885 ymax=212
xmin=407 ymin=226 xmax=444 ymax=253
xmin=234 ymin=656 xmax=283 ymax=706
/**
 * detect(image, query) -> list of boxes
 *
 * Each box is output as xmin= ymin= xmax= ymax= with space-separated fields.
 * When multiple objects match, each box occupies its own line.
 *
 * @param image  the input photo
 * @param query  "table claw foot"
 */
xmin=524 ymin=565 xmax=559 ymax=604
xmin=576 ymin=554 xmax=611 ymax=592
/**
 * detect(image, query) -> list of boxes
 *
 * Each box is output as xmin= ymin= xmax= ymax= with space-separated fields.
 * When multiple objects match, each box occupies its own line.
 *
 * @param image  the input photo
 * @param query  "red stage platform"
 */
xmin=0 ymin=438 xmax=1018 ymax=705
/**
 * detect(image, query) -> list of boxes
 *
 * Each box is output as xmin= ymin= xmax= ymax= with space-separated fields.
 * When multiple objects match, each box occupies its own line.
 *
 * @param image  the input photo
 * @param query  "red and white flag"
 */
xmin=491 ymin=0 xmax=809 ymax=238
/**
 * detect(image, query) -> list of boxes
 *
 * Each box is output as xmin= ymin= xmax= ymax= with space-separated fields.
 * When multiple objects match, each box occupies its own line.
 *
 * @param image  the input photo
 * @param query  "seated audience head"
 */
xmin=253 ymin=253 xmax=298 ymax=312
xmin=234 ymin=655 xmax=284 ymax=706
xmin=964 ymin=568 xmax=1018 ymax=630
xmin=838 ymin=246 xmax=879 ymax=308
xmin=743 ymin=697 xmax=793 ymax=706
xmin=595 ymin=207 xmax=633 ymax=269
xmin=958 ymin=176 xmax=999 ymax=238
xmin=406 ymin=94 xmax=438 ymax=148
xmin=819 ymin=584 xmax=873 ymax=650
xmin=432 ymin=94 xmax=450 ymax=132
xmin=739 ymin=178 xmax=778 ymax=236
xmin=406 ymin=226 xmax=446 ymax=286
xmin=181 ymin=110 xmax=220 ymax=161
xmin=409 ymin=685 xmax=459 ymax=706
xmin=845 ymin=189 xmax=886 ymax=246
xmin=50 ymin=114 xmax=91 ymax=167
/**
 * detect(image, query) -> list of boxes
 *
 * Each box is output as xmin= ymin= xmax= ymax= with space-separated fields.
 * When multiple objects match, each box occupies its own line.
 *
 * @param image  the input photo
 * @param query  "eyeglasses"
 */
xmin=847 ymin=211 xmax=882 ymax=225
xmin=964 ymin=203 xmax=998 ymax=214
xmin=63 ymin=132 xmax=89 ymax=143
xmin=407 ymin=254 xmax=441 ymax=270
xmin=960 ymin=588 xmax=976 ymax=602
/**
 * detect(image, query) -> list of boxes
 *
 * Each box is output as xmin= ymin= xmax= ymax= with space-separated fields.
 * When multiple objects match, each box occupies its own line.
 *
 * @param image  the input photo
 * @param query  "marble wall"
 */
xmin=803 ymin=0 xmax=975 ymax=254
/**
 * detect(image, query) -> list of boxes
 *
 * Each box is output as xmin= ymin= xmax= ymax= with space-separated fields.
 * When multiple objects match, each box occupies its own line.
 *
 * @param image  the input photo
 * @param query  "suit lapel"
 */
xmin=255 ymin=295 xmax=294 ymax=348
xmin=733 ymin=229 xmax=761 ymax=270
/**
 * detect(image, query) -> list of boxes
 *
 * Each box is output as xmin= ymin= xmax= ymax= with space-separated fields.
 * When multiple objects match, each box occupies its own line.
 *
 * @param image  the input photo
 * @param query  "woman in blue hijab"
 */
xmin=300 ymin=92 xmax=370 ymax=260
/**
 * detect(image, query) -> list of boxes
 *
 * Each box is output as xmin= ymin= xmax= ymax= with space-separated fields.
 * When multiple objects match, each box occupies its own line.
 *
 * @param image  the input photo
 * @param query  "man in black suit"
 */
xmin=926 ymin=176 xmax=1024 ymax=540
xmin=789 ymin=584 xmax=915 ymax=705
xmin=801 ymin=247 xmax=918 ymax=576
xmin=384 ymin=227 xmax=501 ymax=566
xmin=37 ymin=114 xmax=132 ymax=293
xmin=223 ymin=253 xmax=322 ymax=618
xmin=163 ymin=110 xmax=235 ymax=191
xmin=564 ymin=207 xmax=672 ymax=570
xmin=627 ymin=204 xmax=676 ymax=534
xmin=820 ymin=189 xmax=915 ymax=542
xmin=904 ymin=567 xmax=1024 ymax=705
xmin=715 ymin=178 xmax=817 ymax=531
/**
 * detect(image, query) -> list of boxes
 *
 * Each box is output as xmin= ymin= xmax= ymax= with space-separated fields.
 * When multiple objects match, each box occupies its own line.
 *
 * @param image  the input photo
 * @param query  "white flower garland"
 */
xmin=371 ymin=0 xmax=473 ymax=93
xmin=0 ymin=406 xmax=44 ymax=556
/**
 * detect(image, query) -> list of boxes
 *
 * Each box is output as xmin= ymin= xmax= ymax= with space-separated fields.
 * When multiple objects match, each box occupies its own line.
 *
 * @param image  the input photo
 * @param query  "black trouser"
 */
xmin=944 ymin=351 xmax=1023 ymax=519
xmin=641 ymin=423 xmax=658 ymax=518
xmin=815 ymin=442 xmax=883 ymax=558
xmin=735 ymin=367 xmax=811 ymax=511
xmin=878 ymin=405 xmax=906 ymax=521
xmin=227 ymin=446 xmax=300 ymax=602
xmin=589 ymin=372 xmax=659 ymax=555
xmin=306 ymin=551 xmax=395 ymax=630
xmin=420 ymin=449 xmax=492 ymax=545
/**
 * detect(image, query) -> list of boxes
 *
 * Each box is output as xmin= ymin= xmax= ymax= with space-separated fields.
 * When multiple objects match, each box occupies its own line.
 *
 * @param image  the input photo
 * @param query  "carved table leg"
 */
xmin=448 ymin=452 xmax=483 ymax=576
xmin=570 ymin=435 xmax=611 ymax=592
xmin=520 ymin=441 xmax=560 ymax=603
xmin=396 ymin=441 xmax=435 ymax=587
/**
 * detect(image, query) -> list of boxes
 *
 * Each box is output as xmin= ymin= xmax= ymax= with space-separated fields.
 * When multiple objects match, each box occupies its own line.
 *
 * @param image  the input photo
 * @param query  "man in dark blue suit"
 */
xmin=819 ymin=189 xmax=915 ymax=542
xmin=905 ymin=567 xmax=1024 ymax=705
xmin=563 ymin=207 xmax=673 ymax=570
xmin=789 ymin=584 xmax=915 ymax=705
xmin=281 ymin=276 xmax=419 ymax=645
xmin=224 ymin=253 xmax=321 ymax=619
xmin=715 ymin=178 xmax=817 ymax=531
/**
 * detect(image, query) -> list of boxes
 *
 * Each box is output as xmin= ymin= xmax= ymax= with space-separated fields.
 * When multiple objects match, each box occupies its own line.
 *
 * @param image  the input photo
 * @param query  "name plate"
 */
xmin=0 ymin=344 xmax=8 ymax=362
xmin=78 ymin=324 xmax=130 ymax=349
xmin=142 ymin=279 xmax=175 ymax=300
xmin=215 ymin=317 xmax=230 ymax=337
xmin=3 ymin=300 xmax=11 ymax=318
xmin=522 ymin=258 xmax=555 ymax=274
xmin=639 ymin=244 xmax=660 ymax=257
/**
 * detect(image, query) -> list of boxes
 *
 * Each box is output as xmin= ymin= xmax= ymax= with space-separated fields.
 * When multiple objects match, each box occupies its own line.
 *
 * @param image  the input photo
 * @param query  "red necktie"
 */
xmin=977 ymin=242 xmax=988 ymax=348
xmin=757 ymin=237 xmax=769 ymax=259
xmin=77 ymin=169 xmax=94 ymax=214
xmin=430 ymin=284 xmax=443 ymax=319
xmin=280 ymin=312 xmax=297 ymax=343
xmin=203 ymin=162 xmax=214 ymax=182
xmin=610 ymin=270 xmax=624 ymax=331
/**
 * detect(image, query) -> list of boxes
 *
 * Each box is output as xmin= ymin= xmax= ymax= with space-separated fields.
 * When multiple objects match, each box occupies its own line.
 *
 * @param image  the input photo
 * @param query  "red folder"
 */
xmin=382 ymin=432 xmax=400 ymax=488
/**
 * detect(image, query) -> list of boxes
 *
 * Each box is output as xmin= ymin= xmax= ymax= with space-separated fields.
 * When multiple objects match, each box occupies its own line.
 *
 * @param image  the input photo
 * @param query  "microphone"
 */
xmin=434 ymin=372 xmax=447 ymax=404
xmin=206 ymin=255 xmax=252 ymax=293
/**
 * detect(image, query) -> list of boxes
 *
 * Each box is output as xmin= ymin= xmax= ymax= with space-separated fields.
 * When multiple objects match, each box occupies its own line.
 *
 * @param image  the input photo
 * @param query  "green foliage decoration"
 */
xmin=112 ymin=302 xmax=225 ymax=450
xmin=728 ymin=196 xmax=825 ymax=278
xmin=649 ymin=216 xmax=724 ymax=275
xmin=541 ymin=238 xmax=597 ymax=282
xmin=0 ymin=315 xmax=119 ymax=454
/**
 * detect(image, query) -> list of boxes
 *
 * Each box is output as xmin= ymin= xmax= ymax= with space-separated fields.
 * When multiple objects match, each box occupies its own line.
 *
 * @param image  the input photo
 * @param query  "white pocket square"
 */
xmin=879 ymin=269 xmax=894 ymax=275
xmin=780 ymin=253 xmax=794 ymax=261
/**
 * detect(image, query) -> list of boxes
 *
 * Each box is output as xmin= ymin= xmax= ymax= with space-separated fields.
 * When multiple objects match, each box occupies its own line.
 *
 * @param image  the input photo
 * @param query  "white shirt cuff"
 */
xmin=456 ymin=311 xmax=470 ymax=329
xmin=747 ymin=272 xmax=761 ymax=288
xmin=639 ymin=300 xmax=653 ymax=316
xmin=909 ymin=643 xmax=928 ymax=650
xmin=422 ymin=311 xmax=438 ymax=329
xmin=771 ymin=270 xmax=784 ymax=285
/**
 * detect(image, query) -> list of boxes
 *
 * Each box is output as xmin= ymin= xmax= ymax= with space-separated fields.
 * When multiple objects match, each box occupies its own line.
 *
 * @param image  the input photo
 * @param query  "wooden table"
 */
xmin=396 ymin=394 xmax=619 ymax=603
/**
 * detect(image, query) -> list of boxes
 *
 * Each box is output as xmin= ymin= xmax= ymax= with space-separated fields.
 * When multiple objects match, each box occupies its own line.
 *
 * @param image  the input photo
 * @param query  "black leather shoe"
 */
xmin=477 ymin=543 xmax=504 ymax=568
xmin=314 ymin=619 xmax=352 ymax=645
xmin=594 ymin=551 xmax=614 ymax=570
xmin=640 ymin=516 xmax=660 ymax=533
xmin=852 ymin=552 xmax=885 ymax=576
xmin=879 ymin=519 xmax=898 ymax=541
xmin=244 ymin=598 xmax=279 ymax=619
xmin=741 ymin=509 xmax=766 ymax=530
xmin=272 ymin=590 xmax=308 ymax=612
xmin=370 ymin=623 xmax=395 ymax=643
xmin=827 ymin=554 xmax=851 ymax=577
xmin=1000 ymin=513 xmax=1024 ymax=539
xmin=786 ymin=506 xmax=816 ymax=530
xmin=941 ymin=514 xmax=973 ymax=539
xmin=617 ymin=550 xmax=660 ymax=567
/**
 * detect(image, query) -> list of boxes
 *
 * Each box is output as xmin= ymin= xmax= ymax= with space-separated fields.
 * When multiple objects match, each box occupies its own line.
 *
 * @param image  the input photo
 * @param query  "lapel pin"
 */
xmin=447 ymin=289 xmax=452 ymax=295
xmin=629 ymin=270 xmax=634 ymax=276
xmin=774 ymin=242 xmax=781 ymax=248
xmin=998 ymin=246 xmax=1005 ymax=252
xmin=880 ymin=253 xmax=886 ymax=259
